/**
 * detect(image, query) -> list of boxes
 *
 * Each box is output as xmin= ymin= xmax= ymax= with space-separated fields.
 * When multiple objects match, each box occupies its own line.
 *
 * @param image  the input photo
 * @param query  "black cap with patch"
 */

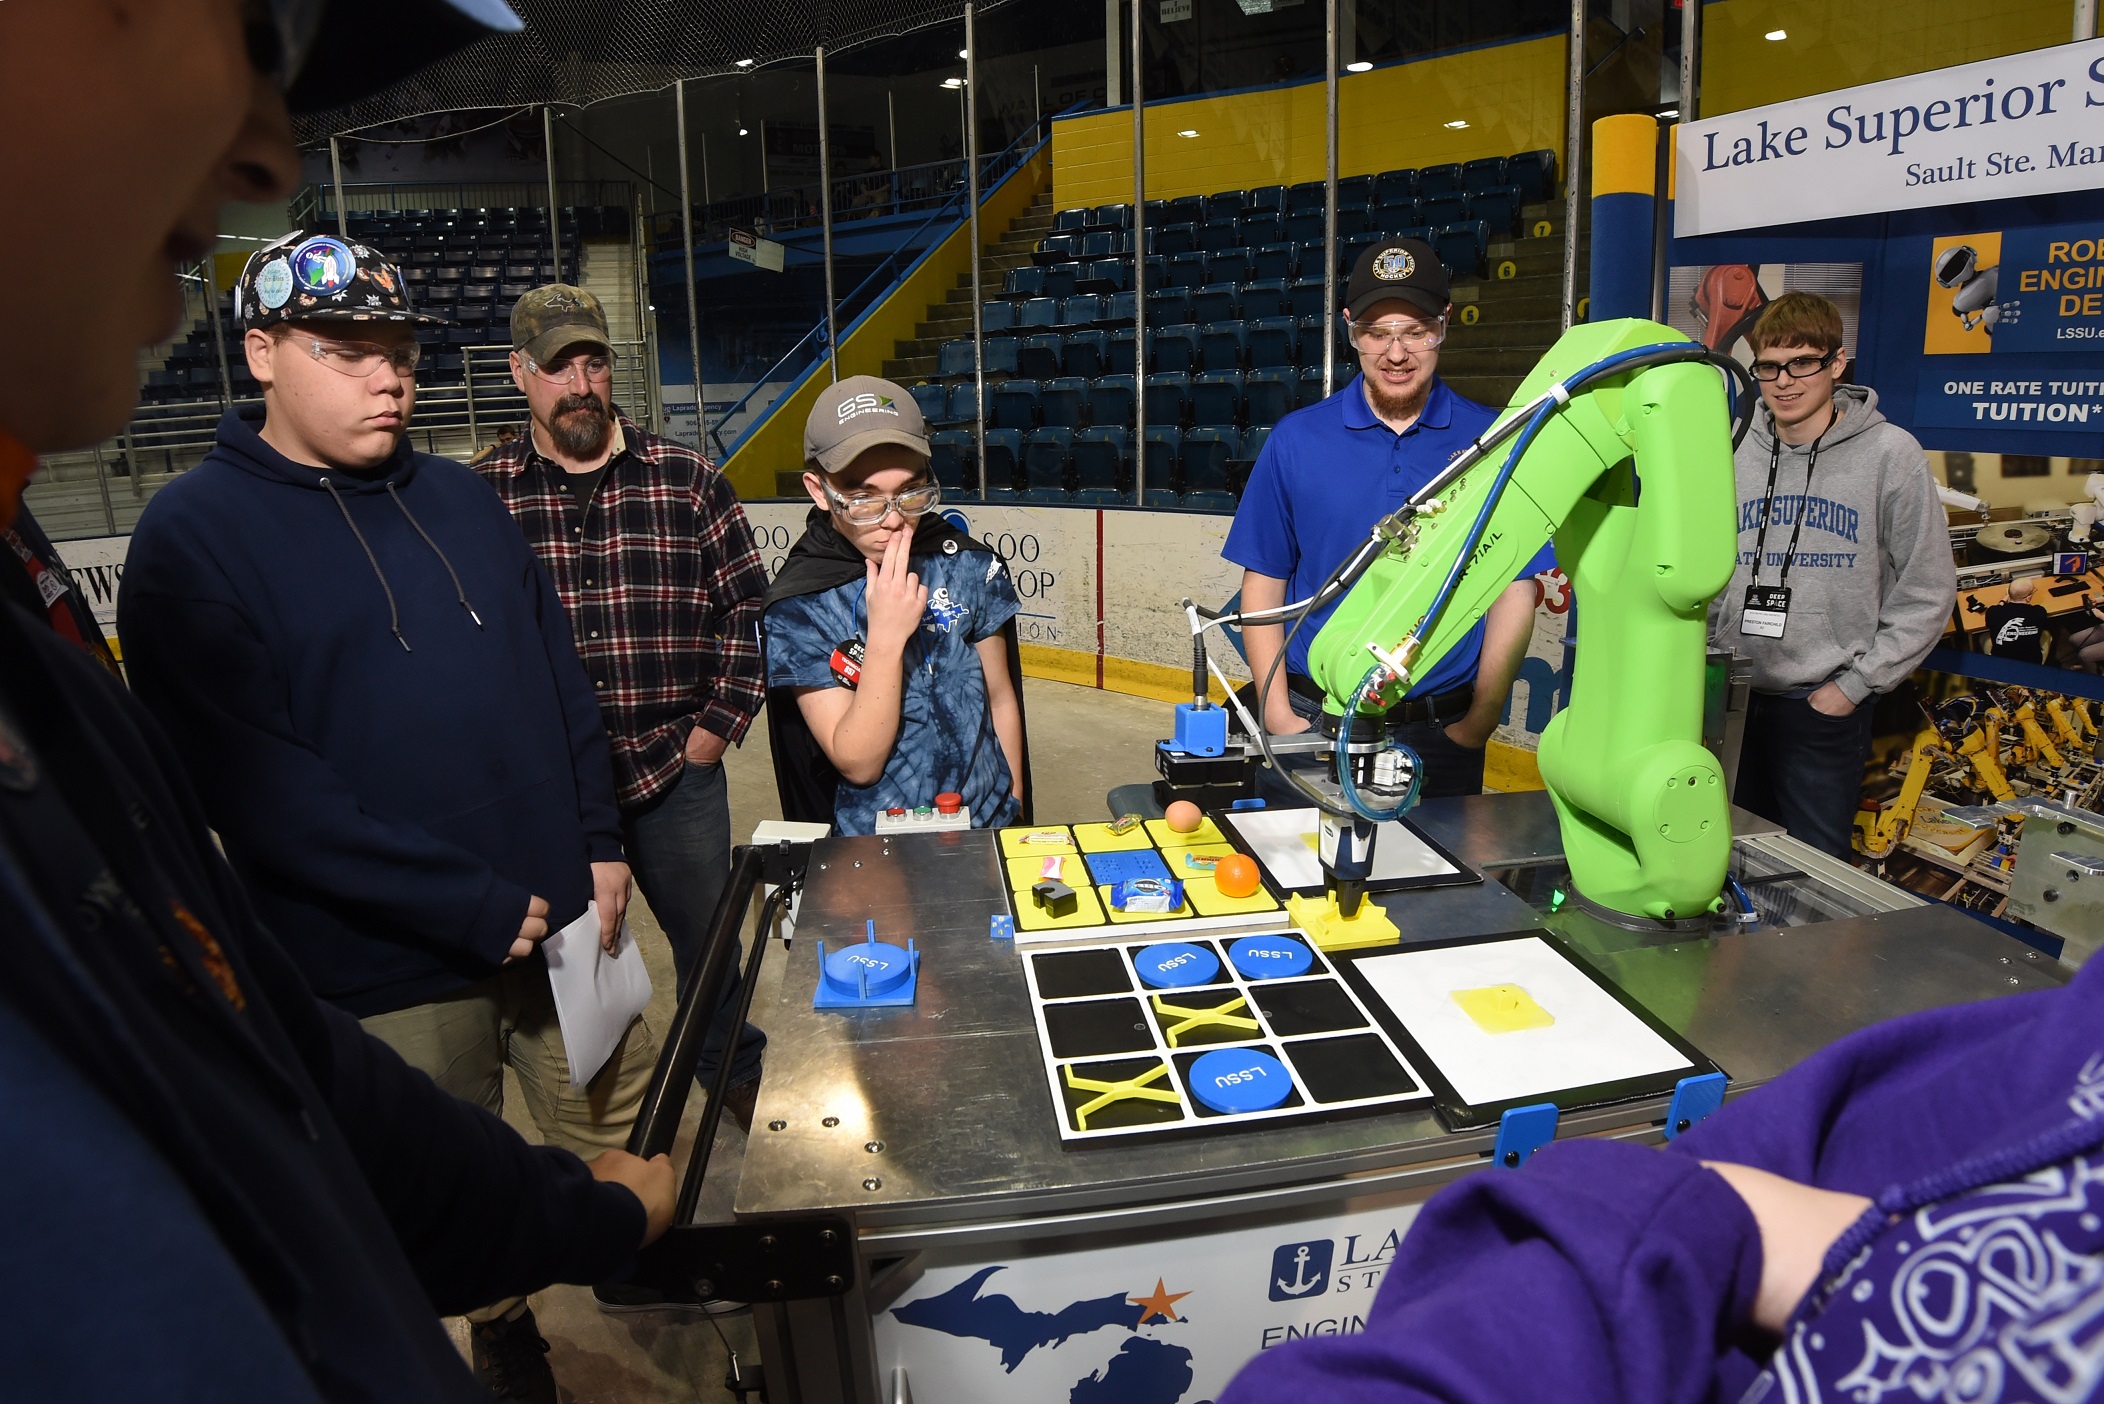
xmin=233 ymin=230 xmax=446 ymax=332
xmin=1344 ymin=238 xmax=1450 ymax=321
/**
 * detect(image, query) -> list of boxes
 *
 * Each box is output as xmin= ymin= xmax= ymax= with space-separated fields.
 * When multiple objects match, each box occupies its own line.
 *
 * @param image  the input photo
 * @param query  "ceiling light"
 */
xmin=1765 ymin=28 xmax=1787 ymax=40
xmin=1444 ymin=119 xmax=1469 ymax=129
xmin=1659 ymin=107 xmax=1680 ymax=117
xmin=1345 ymin=60 xmax=1372 ymax=72
xmin=941 ymin=77 xmax=965 ymax=89
xmin=958 ymin=48 xmax=969 ymax=58
xmin=734 ymin=57 xmax=754 ymax=67
xmin=738 ymin=125 xmax=750 ymax=135
xmin=1177 ymin=128 xmax=1199 ymax=138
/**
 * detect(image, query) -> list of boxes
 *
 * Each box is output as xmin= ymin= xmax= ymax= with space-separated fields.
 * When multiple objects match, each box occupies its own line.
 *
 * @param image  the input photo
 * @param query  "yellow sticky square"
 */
xmin=1001 ymin=826 xmax=1076 ymax=857
xmin=1073 ymin=821 xmax=1154 ymax=853
xmin=1159 ymin=841 xmax=1235 ymax=875
xmin=1184 ymin=877 xmax=1281 ymax=916
xmin=1146 ymin=816 xmax=1225 ymax=848
xmin=1098 ymin=885 xmax=1193 ymax=922
xmin=1013 ymin=879 xmax=1106 ymax=931
xmin=1450 ymin=984 xmax=1555 ymax=1034
xmin=1006 ymin=853 xmax=1090 ymax=890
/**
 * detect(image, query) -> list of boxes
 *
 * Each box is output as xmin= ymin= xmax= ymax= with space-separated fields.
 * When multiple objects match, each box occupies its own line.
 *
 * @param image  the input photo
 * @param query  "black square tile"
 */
xmin=1032 ymin=948 xmax=1132 ymax=999
xmin=1252 ymin=979 xmax=1367 ymax=1037
xmin=1284 ymin=1033 xmax=1419 ymax=1104
xmin=1044 ymin=997 xmax=1155 ymax=1059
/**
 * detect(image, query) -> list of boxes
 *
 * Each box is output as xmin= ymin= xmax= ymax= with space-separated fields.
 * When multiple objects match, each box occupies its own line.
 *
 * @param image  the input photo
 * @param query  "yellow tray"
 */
xmin=1146 ymin=815 xmax=1225 ymax=848
xmin=1000 ymin=825 xmax=1076 ymax=857
xmin=1097 ymin=884 xmax=1194 ymax=923
xmin=1072 ymin=820 xmax=1154 ymax=853
xmin=1005 ymin=852 xmax=1091 ymax=889
xmin=1185 ymin=876 xmax=1281 ymax=917
xmin=1015 ymin=880 xmax=1108 ymax=931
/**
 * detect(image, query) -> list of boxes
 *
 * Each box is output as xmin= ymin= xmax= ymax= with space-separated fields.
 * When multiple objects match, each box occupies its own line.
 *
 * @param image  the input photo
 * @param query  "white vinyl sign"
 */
xmin=1675 ymin=38 xmax=2104 ymax=237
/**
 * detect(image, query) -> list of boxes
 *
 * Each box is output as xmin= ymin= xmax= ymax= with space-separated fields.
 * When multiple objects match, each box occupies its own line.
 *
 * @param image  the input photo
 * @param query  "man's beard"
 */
xmin=548 ymin=392 xmax=612 ymax=457
xmin=1363 ymin=362 xmax=1430 ymax=421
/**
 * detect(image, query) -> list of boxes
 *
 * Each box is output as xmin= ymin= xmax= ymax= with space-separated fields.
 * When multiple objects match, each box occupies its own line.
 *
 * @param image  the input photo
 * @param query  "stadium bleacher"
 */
xmin=916 ymin=150 xmax=1555 ymax=507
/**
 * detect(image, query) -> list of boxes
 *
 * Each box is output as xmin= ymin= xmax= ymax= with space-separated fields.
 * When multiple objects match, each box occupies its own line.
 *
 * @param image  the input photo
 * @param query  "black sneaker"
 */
xmin=469 ymin=1307 xmax=557 ymax=1404
xmin=593 ymin=1280 xmax=750 ymax=1316
xmin=719 ymin=1076 xmax=760 ymax=1136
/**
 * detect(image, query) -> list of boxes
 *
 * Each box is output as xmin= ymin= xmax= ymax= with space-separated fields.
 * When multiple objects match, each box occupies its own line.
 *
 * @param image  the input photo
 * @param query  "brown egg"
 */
xmin=1165 ymin=800 xmax=1204 ymax=834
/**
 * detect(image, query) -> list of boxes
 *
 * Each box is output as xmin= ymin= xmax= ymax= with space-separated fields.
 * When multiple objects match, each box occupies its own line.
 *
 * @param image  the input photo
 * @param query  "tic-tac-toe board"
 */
xmin=1023 ymin=932 xmax=1435 ymax=1144
xmin=997 ymin=821 xmax=1286 ymax=946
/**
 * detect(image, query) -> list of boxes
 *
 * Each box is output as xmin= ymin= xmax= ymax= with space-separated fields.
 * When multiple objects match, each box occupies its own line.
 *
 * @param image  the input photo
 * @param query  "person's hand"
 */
xmin=589 ymin=1149 xmax=677 ymax=1247
xmin=1808 ymin=681 xmax=1858 ymax=717
xmin=507 ymin=894 xmax=550 ymax=963
xmin=592 ymin=861 xmax=632 ymax=953
xmin=1704 ymin=1161 xmax=1874 ymax=1334
xmin=864 ymin=531 xmax=928 ymax=656
xmin=684 ymin=726 xmax=728 ymax=766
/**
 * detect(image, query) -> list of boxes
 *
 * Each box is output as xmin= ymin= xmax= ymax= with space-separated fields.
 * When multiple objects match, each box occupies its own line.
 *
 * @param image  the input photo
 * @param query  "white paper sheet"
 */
xmin=542 ymin=900 xmax=653 ymax=1087
xmin=1352 ymin=937 xmax=1691 ymax=1107
xmin=1222 ymin=808 xmax=1461 ymax=891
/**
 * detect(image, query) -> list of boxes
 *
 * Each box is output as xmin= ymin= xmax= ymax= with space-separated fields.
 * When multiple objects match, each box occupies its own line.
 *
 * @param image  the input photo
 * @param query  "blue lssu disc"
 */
xmin=1189 ymin=1049 xmax=1293 ymax=1113
xmin=822 ymin=940 xmax=911 ymax=996
xmin=1227 ymin=935 xmax=1314 ymax=981
xmin=1133 ymin=941 xmax=1219 ymax=988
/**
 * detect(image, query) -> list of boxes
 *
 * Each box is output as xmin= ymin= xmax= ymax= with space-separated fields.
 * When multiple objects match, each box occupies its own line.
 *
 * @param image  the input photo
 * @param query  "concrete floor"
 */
xmin=458 ymin=677 xmax=1172 ymax=1402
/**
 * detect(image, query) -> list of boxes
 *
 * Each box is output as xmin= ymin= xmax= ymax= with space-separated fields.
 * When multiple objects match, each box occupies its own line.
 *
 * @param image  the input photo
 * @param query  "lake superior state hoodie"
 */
xmin=1708 ymin=383 xmax=1956 ymax=701
xmin=119 ymin=407 xmax=623 ymax=1017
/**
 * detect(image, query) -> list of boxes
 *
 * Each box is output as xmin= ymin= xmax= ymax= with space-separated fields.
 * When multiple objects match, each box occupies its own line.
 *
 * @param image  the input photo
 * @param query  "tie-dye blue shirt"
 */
xmin=764 ymin=547 xmax=1021 ymax=836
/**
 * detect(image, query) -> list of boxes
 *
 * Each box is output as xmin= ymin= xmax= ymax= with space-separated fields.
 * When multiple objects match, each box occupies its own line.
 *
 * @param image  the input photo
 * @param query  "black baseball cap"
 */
xmin=234 ymin=230 xmax=446 ymax=331
xmin=251 ymin=0 xmax=525 ymax=115
xmin=1345 ymin=238 xmax=1450 ymax=321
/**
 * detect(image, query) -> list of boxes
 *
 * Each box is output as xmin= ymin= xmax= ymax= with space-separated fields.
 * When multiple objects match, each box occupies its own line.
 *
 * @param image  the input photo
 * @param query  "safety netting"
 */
xmin=300 ymin=0 xmax=1020 ymax=138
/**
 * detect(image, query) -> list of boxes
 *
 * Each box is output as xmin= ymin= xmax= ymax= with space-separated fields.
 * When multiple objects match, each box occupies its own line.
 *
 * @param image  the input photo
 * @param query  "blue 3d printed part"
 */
xmin=1493 ymin=1102 xmax=1560 ymax=1168
xmin=1662 ymin=1071 xmax=1727 ymax=1139
xmin=814 ymin=920 xmax=921 ymax=1009
xmin=1172 ymin=702 xmax=1229 ymax=758
xmin=989 ymin=913 xmax=1015 ymax=941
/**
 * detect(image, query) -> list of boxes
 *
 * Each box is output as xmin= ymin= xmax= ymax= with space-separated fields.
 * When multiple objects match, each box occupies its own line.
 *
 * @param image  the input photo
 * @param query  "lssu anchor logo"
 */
xmin=1268 ymin=1239 xmax=1333 ymax=1301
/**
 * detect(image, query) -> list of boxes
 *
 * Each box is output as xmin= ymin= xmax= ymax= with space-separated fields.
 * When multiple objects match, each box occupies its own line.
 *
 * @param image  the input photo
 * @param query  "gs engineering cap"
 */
xmin=234 ymin=231 xmax=444 ymax=331
xmin=804 ymin=376 xmax=930 ymax=475
xmin=1345 ymin=238 xmax=1450 ymax=321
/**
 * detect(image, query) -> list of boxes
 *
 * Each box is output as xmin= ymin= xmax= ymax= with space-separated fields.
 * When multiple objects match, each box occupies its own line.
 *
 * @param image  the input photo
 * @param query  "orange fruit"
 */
xmin=1214 ymin=853 xmax=1262 ymax=899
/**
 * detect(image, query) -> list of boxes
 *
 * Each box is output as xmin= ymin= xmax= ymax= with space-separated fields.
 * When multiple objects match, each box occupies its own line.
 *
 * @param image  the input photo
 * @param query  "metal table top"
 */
xmin=733 ymin=793 xmax=2059 ymax=1238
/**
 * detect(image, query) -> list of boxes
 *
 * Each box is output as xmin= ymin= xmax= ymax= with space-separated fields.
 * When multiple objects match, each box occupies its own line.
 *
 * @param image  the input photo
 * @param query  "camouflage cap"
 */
xmin=511 ymin=285 xmax=612 ymax=368
xmin=804 ymin=376 xmax=929 ymax=475
xmin=234 ymin=230 xmax=444 ymax=331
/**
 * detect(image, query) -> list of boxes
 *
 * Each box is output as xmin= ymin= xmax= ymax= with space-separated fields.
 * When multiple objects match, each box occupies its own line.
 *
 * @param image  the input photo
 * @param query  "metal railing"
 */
xmin=32 ymin=341 xmax=654 ymax=542
xmin=299 ymin=179 xmax=637 ymax=222
xmin=700 ymin=114 xmax=1054 ymax=460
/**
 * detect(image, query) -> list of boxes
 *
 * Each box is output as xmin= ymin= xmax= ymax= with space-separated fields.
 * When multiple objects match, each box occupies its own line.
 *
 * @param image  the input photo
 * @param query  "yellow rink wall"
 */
xmin=1051 ymin=34 xmax=1568 ymax=211
xmin=1699 ymin=0 xmax=2074 ymax=116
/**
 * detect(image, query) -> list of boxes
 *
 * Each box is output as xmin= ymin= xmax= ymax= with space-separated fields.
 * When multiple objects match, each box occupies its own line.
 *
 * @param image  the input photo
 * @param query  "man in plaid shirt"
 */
xmin=478 ymin=286 xmax=770 ymax=1149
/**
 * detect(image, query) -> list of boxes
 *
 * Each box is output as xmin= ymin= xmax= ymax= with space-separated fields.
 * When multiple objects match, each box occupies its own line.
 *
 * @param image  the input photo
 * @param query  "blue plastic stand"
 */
xmin=1662 ymin=1072 xmax=1727 ymax=1140
xmin=814 ymin=920 xmax=921 ymax=1009
xmin=989 ymin=913 xmax=1014 ymax=941
xmin=1493 ymin=1102 xmax=1560 ymax=1168
xmin=1173 ymin=702 xmax=1228 ymax=758
xmin=1228 ymin=797 xmax=1267 ymax=810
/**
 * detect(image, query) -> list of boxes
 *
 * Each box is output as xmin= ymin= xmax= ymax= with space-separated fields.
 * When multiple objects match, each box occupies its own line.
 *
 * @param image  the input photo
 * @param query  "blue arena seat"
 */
xmin=1091 ymin=202 xmax=1132 ymax=229
xmin=1199 ymin=218 xmax=1242 ymax=253
xmin=1246 ymin=368 xmax=1297 ymax=426
xmin=982 ymin=429 xmax=1023 ymax=497
xmin=1243 ymin=425 xmax=1273 ymax=466
xmin=1461 ymin=156 xmax=1508 ymax=194
xmin=1204 ymin=191 xmax=1246 ymax=222
xmin=1144 ymin=427 xmax=1182 ymax=490
xmin=938 ymin=339 xmax=976 ymax=378
xmin=1339 ymin=231 xmax=1384 ymax=276
xmin=946 ymin=382 xmax=981 ymax=425
xmin=1147 ymin=288 xmax=1193 ymax=326
xmin=1143 ymin=487 xmax=1183 ymax=509
xmin=1018 ymin=297 xmax=1060 ymax=329
xmin=1286 ymin=180 xmax=1326 ymax=213
xmin=1419 ymin=163 xmax=1464 ymax=199
xmin=1434 ymin=220 xmax=1490 ymax=278
xmin=1039 ymin=264 xmax=1080 ymax=300
xmin=1247 ymin=184 xmax=1286 ymax=213
xmin=1247 ymin=316 xmax=1300 ymax=369
xmin=1024 ymin=428 xmax=1073 ymax=496
xmin=1288 ymin=277 xmax=1330 ymax=319
xmin=1467 ymin=186 xmax=1522 ymax=237
xmin=1334 ymin=206 xmax=1371 ymax=238
xmin=984 ymin=335 xmax=1020 ymax=375
xmin=1375 ymin=201 xmax=1423 ymax=236
xmin=1163 ymin=195 xmax=1205 ymax=226
xmin=1239 ymin=279 xmax=1290 ymax=321
xmin=1018 ymin=333 xmax=1064 ymax=379
xmin=1190 ymin=283 xmax=1239 ymax=325
xmin=992 ymin=379 xmax=1041 ymax=431
xmin=1192 ymin=370 xmax=1245 ymax=428
xmin=1042 ymin=377 xmax=1090 ymax=428
xmin=1241 ymin=211 xmax=1285 ymax=247
xmin=981 ymin=301 xmax=1018 ymax=334
xmin=1074 ymin=426 xmax=1128 ymax=493
xmin=1077 ymin=231 xmax=1115 ymax=260
xmin=1208 ymin=249 xmax=1254 ymax=287
xmin=1063 ymin=329 xmax=1110 ymax=379
xmin=1081 ymin=258 xmax=1128 ymax=292
xmin=1420 ymin=192 xmax=1468 ymax=228
xmin=1144 ymin=371 xmax=1191 ymax=430
xmin=1165 ymin=252 xmax=1208 ymax=291
xmin=1298 ymin=314 xmax=1334 ymax=362
xmin=1507 ymin=149 xmax=1557 ymax=202
xmin=1251 ymin=242 xmax=1297 ymax=283
xmin=1035 ymin=233 xmax=1080 ymax=265
xmin=1183 ymin=428 xmax=1241 ymax=494
xmin=1199 ymin=321 xmax=1247 ymax=372
xmin=1373 ymin=168 xmax=1419 ymax=206
xmin=1107 ymin=327 xmax=1140 ymax=375
xmin=1060 ymin=294 xmax=1105 ymax=327
xmin=1299 ymin=366 xmax=1329 ymax=408
xmin=1284 ymin=209 xmax=1325 ymax=244
xmin=910 ymin=382 xmax=947 ymax=423
xmin=1102 ymin=290 xmax=1138 ymax=324
xmin=1154 ymin=223 xmax=1196 ymax=258
xmin=1090 ymin=374 xmax=1137 ymax=428
xmin=1153 ymin=323 xmax=1201 ymax=375
xmin=929 ymin=429 xmax=975 ymax=495
xmin=1055 ymin=207 xmax=1090 ymax=233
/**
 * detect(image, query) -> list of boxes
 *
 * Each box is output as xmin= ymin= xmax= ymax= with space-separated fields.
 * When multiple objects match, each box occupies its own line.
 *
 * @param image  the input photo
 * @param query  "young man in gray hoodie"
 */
xmin=1709 ymin=292 xmax=1956 ymax=859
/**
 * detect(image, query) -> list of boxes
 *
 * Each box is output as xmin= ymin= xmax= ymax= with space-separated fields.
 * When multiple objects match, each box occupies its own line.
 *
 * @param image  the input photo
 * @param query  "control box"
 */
xmin=874 ymin=791 xmax=972 ymax=834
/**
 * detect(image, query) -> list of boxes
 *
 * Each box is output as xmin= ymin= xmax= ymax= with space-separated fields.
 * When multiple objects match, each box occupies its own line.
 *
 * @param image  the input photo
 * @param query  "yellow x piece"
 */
xmin=1063 ymin=1061 xmax=1182 ymax=1130
xmin=1151 ymin=992 xmax=1262 ymax=1048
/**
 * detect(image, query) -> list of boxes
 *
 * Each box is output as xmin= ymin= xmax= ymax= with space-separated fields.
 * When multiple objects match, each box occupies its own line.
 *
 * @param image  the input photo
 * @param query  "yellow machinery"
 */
xmin=1853 ymin=729 xmax=1952 ymax=860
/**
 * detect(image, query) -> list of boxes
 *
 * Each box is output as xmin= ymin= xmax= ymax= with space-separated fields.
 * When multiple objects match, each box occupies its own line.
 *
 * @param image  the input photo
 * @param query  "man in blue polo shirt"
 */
xmin=1226 ymin=238 xmax=1550 ymax=798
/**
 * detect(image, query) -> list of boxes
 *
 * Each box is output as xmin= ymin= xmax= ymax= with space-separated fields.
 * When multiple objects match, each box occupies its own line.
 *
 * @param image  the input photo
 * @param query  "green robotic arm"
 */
xmin=1301 ymin=319 xmax=1747 ymax=922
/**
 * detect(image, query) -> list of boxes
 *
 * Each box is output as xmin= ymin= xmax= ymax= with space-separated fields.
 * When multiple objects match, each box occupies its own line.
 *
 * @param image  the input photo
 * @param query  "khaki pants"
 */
xmin=361 ymin=962 xmax=660 ymax=1322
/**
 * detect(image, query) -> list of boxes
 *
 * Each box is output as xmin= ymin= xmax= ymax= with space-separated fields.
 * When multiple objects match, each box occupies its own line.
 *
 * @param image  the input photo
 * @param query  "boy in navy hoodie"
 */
xmin=120 ymin=233 xmax=659 ymax=1397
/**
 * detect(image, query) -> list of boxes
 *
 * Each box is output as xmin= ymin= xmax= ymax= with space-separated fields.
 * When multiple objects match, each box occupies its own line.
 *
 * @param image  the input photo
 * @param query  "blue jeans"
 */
xmin=1732 ymin=691 xmax=1875 ymax=861
xmin=1253 ymin=684 xmax=1487 ymax=807
xmin=621 ymin=760 xmax=766 ymax=1089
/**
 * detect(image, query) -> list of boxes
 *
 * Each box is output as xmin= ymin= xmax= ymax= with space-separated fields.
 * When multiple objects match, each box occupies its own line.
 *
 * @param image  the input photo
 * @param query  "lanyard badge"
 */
xmin=1740 ymin=584 xmax=1791 ymax=638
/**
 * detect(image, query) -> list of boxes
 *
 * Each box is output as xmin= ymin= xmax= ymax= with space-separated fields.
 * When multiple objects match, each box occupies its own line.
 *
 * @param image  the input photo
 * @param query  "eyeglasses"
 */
xmin=1349 ymin=318 xmax=1446 ymax=354
xmin=303 ymin=338 xmax=420 ymax=378
xmin=825 ymin=480 xmax=943 ymax=526
xmin=1749 ymin=349 xmax=1840 ymax=381
xmin=525 ymin=352 xmax=618 ymax=386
